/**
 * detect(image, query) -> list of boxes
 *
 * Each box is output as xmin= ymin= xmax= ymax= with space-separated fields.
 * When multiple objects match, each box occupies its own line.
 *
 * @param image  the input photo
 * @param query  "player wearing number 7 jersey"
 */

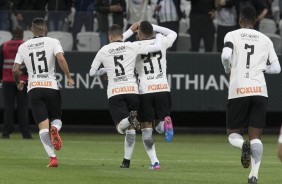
xmin=89 ymin=23 xmax=162 ymax=168
xmin=221 ymin=5 xmax=280 ymax=184
xmin=12 ymin=18 xmax=75 ymax=167
xmin=122 ymin=21 xmax=177 ymax=169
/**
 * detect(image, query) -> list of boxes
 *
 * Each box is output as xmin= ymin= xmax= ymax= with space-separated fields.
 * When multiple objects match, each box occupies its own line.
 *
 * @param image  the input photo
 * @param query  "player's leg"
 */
xmin=28 ymin=89 xmax=57 ymax=167
xmin=226 ymin=97 xmax=251 ymax=168
xmin=247 ymin=96 xmax=267 ymax=183
xmin=154 ymin=92 xmax=174 ymax=142
xmin=109 ymin=95 xmax=137 ymax=168
xmin=46 ymin=89 xmax=63 ymax=151
xmin=139 ymin=94 xmax=160 ymax=169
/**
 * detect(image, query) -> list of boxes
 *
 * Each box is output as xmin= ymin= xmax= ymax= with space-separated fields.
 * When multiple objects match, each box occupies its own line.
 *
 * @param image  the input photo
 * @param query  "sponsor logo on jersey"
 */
xmin=108 ymin=45 xmax=126 ymax=54
xmin=236 ymin=86 xmax=262 ymax=94
xmin=148 ymin=84 xmax=168 ymax=91
xmin=112 ymin=86 xmax=136 ymax=94
xmin=28 ymin=42 xmax=44 ymax=49
xmin=30 ymin=81 xmax=53 ymax=88
xmin=114 ymin=76 xmax=128 ymax=82
xmin=241 ymin=33 xmax=259 ymax=40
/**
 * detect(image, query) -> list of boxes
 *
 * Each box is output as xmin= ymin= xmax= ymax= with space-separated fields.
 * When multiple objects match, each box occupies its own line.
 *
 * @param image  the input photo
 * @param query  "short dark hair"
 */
xmin=108 ymin=24 xmax=123 ymax=37
xmin=12 ymin=26 xmax=23 ymax=39
xmin=139 ymin=21 xmax=153 ymax=38
xmin=32 ymin=17 xmax=46 ymax=31
xmin=240 ymin=5 xmax=256 ymax=22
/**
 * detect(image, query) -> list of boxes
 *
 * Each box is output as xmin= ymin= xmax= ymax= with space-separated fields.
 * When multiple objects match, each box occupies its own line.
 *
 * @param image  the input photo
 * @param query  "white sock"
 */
xmin=249 ymin=139 xmax=263 ymax=179
xmin=124 ymin=129 xmax=136 ymax=160
xmin=142 ymin=128 xmax=159 ymax=165
xmin=155 ymin=121 xmax=164 ymax=134
xmin=117 ymin=118 xmax=131 ymax=134
xmin=39 ymin=129 xmax=56 ymax=158
xmin=228 ymin=133 xmax=244 ymax=149
xmin=51 ymin=119 xmax=62 ymax=131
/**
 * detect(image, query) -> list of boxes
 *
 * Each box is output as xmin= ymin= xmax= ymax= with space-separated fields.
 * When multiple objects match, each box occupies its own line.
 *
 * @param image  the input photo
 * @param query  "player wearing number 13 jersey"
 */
xmin=221 ymin=5 xmax=281 ymax=184
xmin=13 ymin=18 xmax=75 ymax=167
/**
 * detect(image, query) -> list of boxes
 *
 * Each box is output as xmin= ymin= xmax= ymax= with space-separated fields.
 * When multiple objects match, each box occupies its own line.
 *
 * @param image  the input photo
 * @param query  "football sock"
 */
xmin=51 ymin=119 xmax=62 ymax=131
xmin=228 ymin=133 xmax=244 ymax=149
xmin=155 ymin=121 xmax=164 ymax=134
xmin=142 ymin=128 xmax=159 ymax=165
xmin=39 ymin=129 xmax=56 ymax=157
xmin=249 ymin=139 xmax=263 ymax=179
xmin=117 ymin=118 xmax=131 ymax=134
xmin=124 ymin=129 xmax=136 ymax=160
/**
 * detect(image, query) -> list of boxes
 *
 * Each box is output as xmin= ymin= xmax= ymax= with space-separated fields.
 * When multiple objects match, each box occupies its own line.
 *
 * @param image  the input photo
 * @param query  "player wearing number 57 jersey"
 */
xmin=89 ymin=23 xmax=162 ymax=168
xmin=122 ymin=21 xmax=177 ymax=169
xmin=221 ymin=5 xmax=281 ymax=184
xmin=12 ymin=18 xmax=75 ymax=167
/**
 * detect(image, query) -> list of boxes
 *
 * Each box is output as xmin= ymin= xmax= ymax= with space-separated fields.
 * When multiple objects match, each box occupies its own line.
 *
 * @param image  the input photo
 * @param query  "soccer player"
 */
xmin=221 ymin=5 xmax=281 ymax=184
xmin=123 ymin=21 xmax=177 ymax=169
xmin=89 ymin=23 xmax=162 ymax=168
xmin=12 ymin=18 xmax=75 ymax=167
xmin=278 ymin=125 xmax=282 ymax=162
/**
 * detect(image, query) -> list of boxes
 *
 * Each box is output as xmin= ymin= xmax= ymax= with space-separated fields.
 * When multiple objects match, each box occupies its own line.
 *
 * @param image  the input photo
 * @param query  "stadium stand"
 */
xmin=0 ymin=31 xmax=12 ymax=45
xmin=176 ymin=33 xmax=191 ymax=51
xmin=23 ymin=30 xmax=33 ymax=41
xmin=259 ymin=18 xmax=277 ymax=34
xmin=265 ymin=33 xmax=281 ymax=53
xmin=76 ymin=32 xmax=100 ymax=52
xmin=47 ymin=31 xmax=73 ymax=51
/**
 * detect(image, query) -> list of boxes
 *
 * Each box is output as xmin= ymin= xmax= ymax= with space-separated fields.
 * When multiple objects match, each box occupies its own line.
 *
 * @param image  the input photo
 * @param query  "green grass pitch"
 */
xmin=0 ymin=133 xmax=281 ymax=184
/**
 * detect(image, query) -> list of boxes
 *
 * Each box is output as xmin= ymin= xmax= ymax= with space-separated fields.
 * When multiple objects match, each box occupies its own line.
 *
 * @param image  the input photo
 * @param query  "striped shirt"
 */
xmin=157 ymin=0 xmax=178 ymax=23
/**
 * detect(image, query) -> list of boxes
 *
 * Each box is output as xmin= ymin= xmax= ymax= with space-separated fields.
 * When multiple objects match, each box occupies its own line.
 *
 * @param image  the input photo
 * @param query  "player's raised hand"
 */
xmin=130 ymin=22 xmax=140 ymax=33
xmin=17 ymin=81 xmax=25 ymax=91
xmin=67 ymin=78 xmax=75 ymax=87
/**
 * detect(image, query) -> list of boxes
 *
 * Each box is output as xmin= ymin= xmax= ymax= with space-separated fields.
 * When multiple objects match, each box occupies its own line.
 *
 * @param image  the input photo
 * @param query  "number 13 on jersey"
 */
xmin=29 ymin=50 xmax=48 ymax=74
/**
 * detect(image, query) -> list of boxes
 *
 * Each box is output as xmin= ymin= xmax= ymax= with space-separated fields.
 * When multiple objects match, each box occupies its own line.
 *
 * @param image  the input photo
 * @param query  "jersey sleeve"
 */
xmin=53 ymin=39 xmax=64 ymax=55
xmin=14 ymin=45 xmax=24 ymax=65
xmin=133 ymin=42 xmax=149 ymax=55
xmin=267 ymin=40 xmax=278 ymax=64
xmin=223 ymin=32 xmax=234 ymax=50
xmin=91 ymin=51 xmax=103 ymax=70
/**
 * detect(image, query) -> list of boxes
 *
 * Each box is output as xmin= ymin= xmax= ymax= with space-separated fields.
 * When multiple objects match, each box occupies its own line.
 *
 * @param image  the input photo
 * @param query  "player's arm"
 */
xmin=265 ymin=60 xmax=281 ymax=74
xmin=122 ymin=22 xmax=139 ymax=41
xmin=152 ymin=24 xmax=177 ymax=48
xmin=221 ymin=33 xmax=233 ymax=75
xmin=56 ymin=52 xmax=74 ymax=86
xmin=12 ymin=46 xmax=25 ymax=90
xmin=278 ymin=125 xmax=282 ymax=162
xmin=89 ymin=51 xmax=105 ymax=77
xmin=265 ymin=42 xmax=281 ymax=74
xmin=135 ymin=33 xmax=162 ymax=54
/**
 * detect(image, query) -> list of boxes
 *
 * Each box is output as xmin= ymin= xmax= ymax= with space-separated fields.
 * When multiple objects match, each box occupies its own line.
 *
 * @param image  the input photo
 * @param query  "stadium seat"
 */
xmin=47 ymin=31 xmax=73 ymax=51
xmin=176 ymin=33 xmax=191 ymax=52
xmin=259 ymin=18 xmax=276 ymax=34
xmin=23 ymin=30 xmax=33 ymax=41
xmin=0 ymin=31 xmax=12 ymax=45
xmin=265 ymin=33 xmax=281 ymax=53
xmin=76 ymin=32 xmax=100 ymax=52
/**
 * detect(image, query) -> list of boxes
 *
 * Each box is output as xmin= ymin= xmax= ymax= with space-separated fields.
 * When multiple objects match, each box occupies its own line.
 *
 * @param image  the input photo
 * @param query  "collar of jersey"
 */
xmin=33 ymin=35 xmax=45 ymax=39
xmin=112 ymin=40 xmax=123 ymax=43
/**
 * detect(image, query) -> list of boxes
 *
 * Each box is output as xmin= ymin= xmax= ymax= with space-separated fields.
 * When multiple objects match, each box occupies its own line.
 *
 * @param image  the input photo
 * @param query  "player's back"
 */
xmin=135 ymin=38 xmax=170 ymax=94
xmin=17 ymin=37 xmax=62 ymax=91
xmin=98 ymin=41 xmax=140 ymax=86
xmin=226 ymin=28 xmax=273 ymax=98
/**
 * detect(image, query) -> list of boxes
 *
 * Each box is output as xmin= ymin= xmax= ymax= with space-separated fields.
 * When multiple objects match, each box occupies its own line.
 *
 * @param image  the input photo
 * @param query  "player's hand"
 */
xmin=102 ymin=73 xmax=108 ymax=81
xmin=67 ymin=78 xmax=75 ymax=87
xmin=17 ymin=81 xmax=25 ymax=91
xmin=130 ymin=22 xmax=140 ymax=32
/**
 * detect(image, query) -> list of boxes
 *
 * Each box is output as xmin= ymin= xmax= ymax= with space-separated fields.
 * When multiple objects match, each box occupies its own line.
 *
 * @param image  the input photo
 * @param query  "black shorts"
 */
xmin=28 ymin=88 xmax=62 ymax=124
xmin=139 ymin=92 xmax=172 ymax=122
xmin=108 ymin=94 xmax=139 ymax=125
xmin=226 ymin=96 xmax=268 ymax=129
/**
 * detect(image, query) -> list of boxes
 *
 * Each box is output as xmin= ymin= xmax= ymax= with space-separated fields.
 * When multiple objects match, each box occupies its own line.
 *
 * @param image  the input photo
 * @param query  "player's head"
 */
xmin=12 ymin=27 xmax=23 ymax=40
xmin=138 ymin=21 xmax=154 ymax=40
xmin=108 ymin=24 xmax=123 ymax=42
xmin=239 ymin=5 xmax=256 ymax=28
xmin=31 ymin=17 xmax=47 ymax=36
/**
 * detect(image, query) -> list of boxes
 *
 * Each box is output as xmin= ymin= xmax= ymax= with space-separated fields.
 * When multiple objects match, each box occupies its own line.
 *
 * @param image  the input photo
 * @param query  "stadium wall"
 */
xmin=0 ymin=52 xmax=282 ymax=112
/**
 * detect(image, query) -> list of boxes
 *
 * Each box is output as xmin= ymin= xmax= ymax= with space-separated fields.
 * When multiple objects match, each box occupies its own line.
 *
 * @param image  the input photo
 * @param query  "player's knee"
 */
xmin=142 ymin=128 xmax=154 ymax=149
xmin=125 ymin=129 xmax=136 ymax=145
